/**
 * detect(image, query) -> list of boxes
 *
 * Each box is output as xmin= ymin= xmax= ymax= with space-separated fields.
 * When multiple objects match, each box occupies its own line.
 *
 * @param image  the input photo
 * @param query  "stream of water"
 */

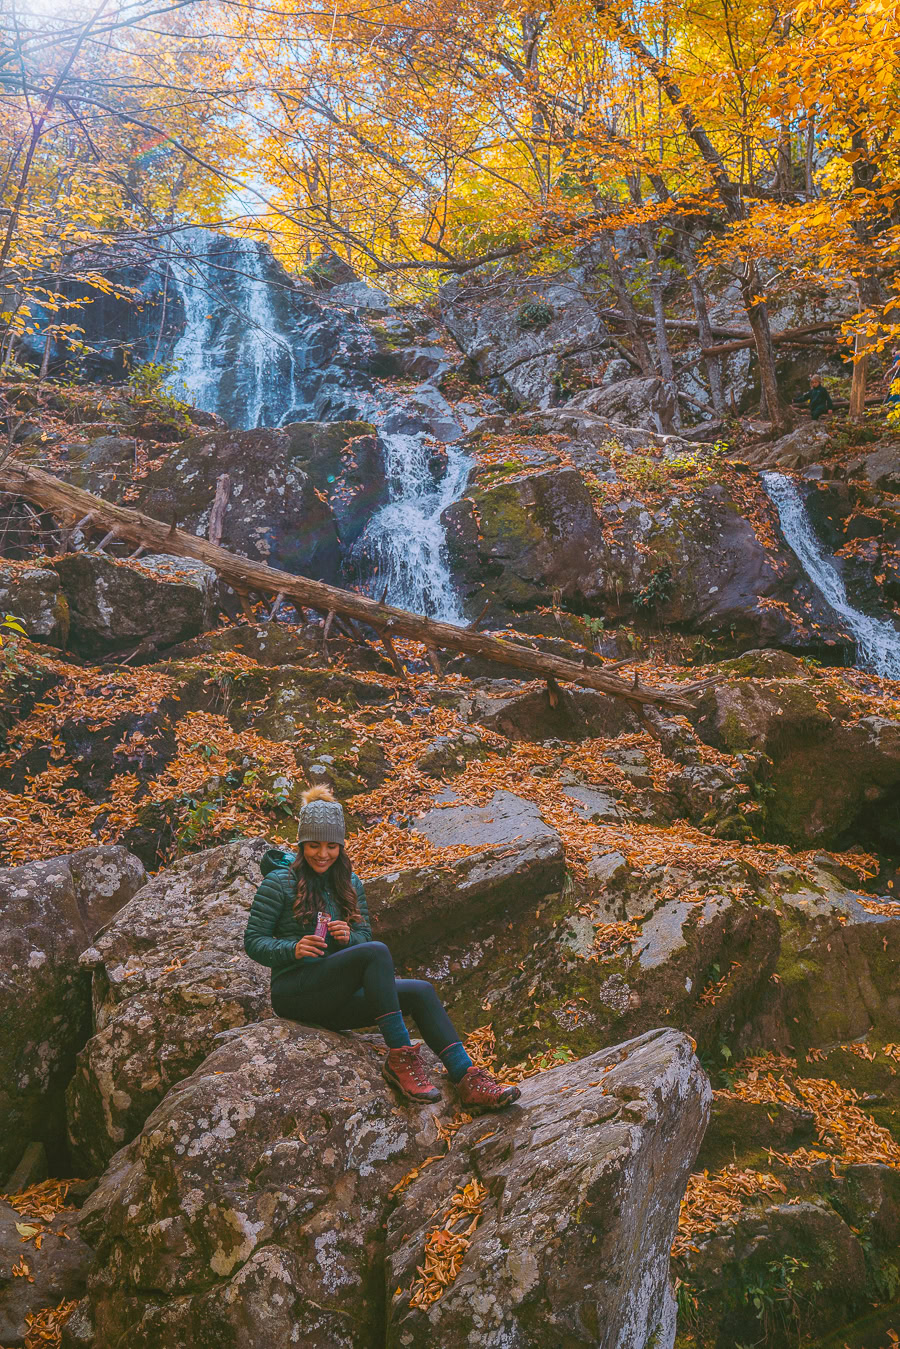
xmin=353 ymin=432 xmax=471 ymax=623
xmin=164 ymin=229 xmax=470 ymax=622
xmin=166 ymin=230 xmax=304 ymax=429
xmin=762 ymin=470 xmax=900 ymax=678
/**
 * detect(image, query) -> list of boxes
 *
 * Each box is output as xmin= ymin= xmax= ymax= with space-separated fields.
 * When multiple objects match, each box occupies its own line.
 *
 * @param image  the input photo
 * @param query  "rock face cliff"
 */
xmin=5 ymin=236 xmax=900 ymax=1349
xmin=12 ymin=230 xmax=899 ymax=664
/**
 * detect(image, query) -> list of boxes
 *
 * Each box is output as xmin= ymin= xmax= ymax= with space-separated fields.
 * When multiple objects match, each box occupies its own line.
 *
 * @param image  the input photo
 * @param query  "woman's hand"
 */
xmin=294 ymin=934 xmax=327 ymax=959
xmin=328 ymin=919 xmax=351 ymax=946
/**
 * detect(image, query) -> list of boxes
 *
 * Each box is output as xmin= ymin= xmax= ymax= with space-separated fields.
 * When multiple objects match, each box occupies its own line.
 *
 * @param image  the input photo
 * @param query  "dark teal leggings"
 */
xmin=270 ymin=940 xmax=459 ymax=1053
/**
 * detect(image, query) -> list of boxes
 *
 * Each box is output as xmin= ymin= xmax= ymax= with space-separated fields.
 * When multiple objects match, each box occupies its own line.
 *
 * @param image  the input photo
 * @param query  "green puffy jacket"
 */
xmin=243 ymin=848 xmax=372 ymax=977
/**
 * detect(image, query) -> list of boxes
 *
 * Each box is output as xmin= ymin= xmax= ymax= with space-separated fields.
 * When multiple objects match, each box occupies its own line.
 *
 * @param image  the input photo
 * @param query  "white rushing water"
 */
xmin=355 ymin=432 xmax=471 ymax=622
xmin=166 ymin=230 xmax=302 ymax=428
xmin=762 ymin=470 xmax=900 ymax=677
xmin=164 ymin=227 xmax=472 ymax=622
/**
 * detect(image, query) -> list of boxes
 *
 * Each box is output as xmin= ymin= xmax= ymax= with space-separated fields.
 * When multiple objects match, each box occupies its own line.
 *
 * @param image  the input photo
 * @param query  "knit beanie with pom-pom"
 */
xmin=297 ymin=785 xmax=345 ymax=845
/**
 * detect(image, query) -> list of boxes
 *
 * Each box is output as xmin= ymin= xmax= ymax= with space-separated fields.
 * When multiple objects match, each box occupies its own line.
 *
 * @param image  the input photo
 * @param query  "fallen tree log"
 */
xmin=601 ymin=311 xmax=840 ymax=349
xmin=599 ymin=308 xmax=751 ymax=340
xmin=700 ymin=323 xmax=839 ymax=358
xmin=0 ymin=458 xmax=718 ymax=711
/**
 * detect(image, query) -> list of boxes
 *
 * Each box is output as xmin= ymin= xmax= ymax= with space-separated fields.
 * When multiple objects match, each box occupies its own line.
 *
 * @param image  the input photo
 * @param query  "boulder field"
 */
xmin=4 ymin=601 xmax=900 ymax=1344
xmin=5 ymin=261 xmax=900 ymax=1347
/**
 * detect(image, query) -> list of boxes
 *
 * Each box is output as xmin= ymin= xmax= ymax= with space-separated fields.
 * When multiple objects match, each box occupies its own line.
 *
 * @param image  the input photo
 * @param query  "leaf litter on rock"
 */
xmin=676 ymin=1048 xmax=900 ymax=1259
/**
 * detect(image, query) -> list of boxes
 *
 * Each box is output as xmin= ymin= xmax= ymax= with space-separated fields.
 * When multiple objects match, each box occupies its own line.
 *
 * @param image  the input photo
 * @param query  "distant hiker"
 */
xmin=243 ymin=785 xmax=521 ymax=1110
xmin=794 ymin=374 xmax=834 ymax=421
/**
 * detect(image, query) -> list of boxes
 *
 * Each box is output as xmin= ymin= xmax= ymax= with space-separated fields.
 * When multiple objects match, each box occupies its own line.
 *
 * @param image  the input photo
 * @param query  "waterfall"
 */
xmin=165 ymin=230 xmax=305 ymax=429
xmin=164 ymin=227 xmax=472 ymax=621
xmin=354 ymin=432 xmax=471 ymax=622
xmin=762 ymin=470 xmax=900 ymax=678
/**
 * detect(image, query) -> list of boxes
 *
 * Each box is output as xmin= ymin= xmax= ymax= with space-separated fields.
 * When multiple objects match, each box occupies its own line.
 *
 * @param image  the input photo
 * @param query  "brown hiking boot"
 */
xmin=455 ymin=1066 xmax=521 ymax=1111
xmin=382 ymin=1045 xmax=441 ymax=1103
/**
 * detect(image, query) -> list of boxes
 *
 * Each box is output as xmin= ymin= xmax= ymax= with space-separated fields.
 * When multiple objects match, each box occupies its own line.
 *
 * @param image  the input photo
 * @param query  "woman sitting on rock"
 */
xmin=243 ymin=785 xmax=520 ymax=1110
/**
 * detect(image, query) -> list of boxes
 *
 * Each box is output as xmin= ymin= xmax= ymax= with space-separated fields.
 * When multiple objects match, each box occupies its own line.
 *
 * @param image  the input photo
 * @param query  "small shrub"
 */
xmin=576 ymin=614 xmax=606 ymax=651
xmin=0 ymin=613 xmax=26 ymax=687
xmin=830 ymin=414 xmax=881 ymax=451
xmin=611 ymin=448 xmax=669 ymax=489
xmin=633 ymin=566 xmax=674 ymax=611
xmin=127 ymin=360 xmax=193 ymax=423
xmin=517 ymin=299 xmax=554 ymax=331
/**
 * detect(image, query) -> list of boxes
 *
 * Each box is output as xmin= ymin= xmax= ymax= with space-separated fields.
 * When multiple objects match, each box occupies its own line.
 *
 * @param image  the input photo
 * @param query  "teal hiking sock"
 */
xmin=376 ymin=1010 xmax=412 ymax=1049
xmin=439 ymin=1041 xmax=473 ymax=1083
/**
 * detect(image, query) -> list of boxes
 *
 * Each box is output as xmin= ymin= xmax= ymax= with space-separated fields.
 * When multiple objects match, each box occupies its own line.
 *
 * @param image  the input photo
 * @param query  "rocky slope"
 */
xmin=4 ymin=248 xmax=900 ymax=1348
xmin=3 ymin=595 xmax=900 ymax=1345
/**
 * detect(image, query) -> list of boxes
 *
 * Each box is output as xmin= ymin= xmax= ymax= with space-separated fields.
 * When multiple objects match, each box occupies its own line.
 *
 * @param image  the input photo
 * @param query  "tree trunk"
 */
xmin=594 ymin=5 xmax=786 ymax=428
xmin=595 ymin=235 xmax=654 ymax=374
xmin=805 ymin=120 xmax=816 ymax=198
xmin=849 ymin=329 xmax=869 ymax=421
xmin=740 ymin=267 xmax=782 ymax=424
xmin=0 ymin=458 xmax=719 ymax=711
xmin=637 ymin=216 xmax=682 ymax=427
xmin=676 ymin=230 xmax=725 ymax=415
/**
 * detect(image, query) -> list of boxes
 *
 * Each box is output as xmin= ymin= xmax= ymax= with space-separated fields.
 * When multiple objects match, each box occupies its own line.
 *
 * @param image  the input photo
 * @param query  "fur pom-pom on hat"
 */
xmin=297 ymin=783 xmax=345 ymax=845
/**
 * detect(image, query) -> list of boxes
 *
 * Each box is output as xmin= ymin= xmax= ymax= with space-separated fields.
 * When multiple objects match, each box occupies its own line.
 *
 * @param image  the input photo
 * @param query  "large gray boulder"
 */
xmin=680 ymin=1198 xmax=867 ymax=1346
xmin=71 ymin=1020 xmax=446 ymax=1349
xmin=62 ymin=435 xmax=139 ymax=496
xmin=52 ymin=551 xmax=218 ymax=658
xmin=745 ymin=857 xmax=900 ymax=1052
xmin=858 ymin=438 xmax=900 ymax=492
xmin=469 ymin=683 xmax=642 ymax=741
xmin=65 ymin=811 xmax=567 ymax=1173
xmin=70 ymin=1023 xmax=708 ymax=1349
xmin=567 ymin=375 xmax=678 ymax=434
xmin=66 ymin=838 xmax=271 ymax=1174
xmin=443 ymin=466 xmax=828 ymax=649
xmin=442 ymin=466 xmax=605 ymax=614
xmin=744 ymin=421 xmax=833 ymax=469
xmin=0 ymin=560 xmax=69 ymax=646
xmin=386 ymin=1028 xmax=710 ymax=1347
xmin=441 ymin=273 xmax=609 ymax=408
xmin=693 ymin=657 xmax=900 ymax=846
xmin=114 ymin=421 xmax=386 ymax=582
xmin=366 ymin=792 xmax=566 ymax=963
xmin=0 ymin=847 xmax=146 ymax=1181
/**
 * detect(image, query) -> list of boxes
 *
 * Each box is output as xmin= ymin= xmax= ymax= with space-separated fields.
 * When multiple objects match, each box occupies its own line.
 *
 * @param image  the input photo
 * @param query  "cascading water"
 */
xmin=165 ymin=229 xmax=306 ymax=429
xmin=163 ymin=227 xmax=473 ymax=620
xmin=354 ymin=432 xmax=471 ymax=622
xmin=762 ymin=470 xmax=900 ymax=678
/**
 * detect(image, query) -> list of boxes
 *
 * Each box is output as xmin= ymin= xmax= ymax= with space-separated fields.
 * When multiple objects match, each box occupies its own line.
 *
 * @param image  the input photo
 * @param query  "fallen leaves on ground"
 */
xmin=0 ymin=632 xmax=883 ymax=904
xmin=672 ymin=1166 xmax=787 ymax=1257
xmin=408 ymin=1178 xmax=488 ymax=1308
xmin=0 ymin=1179 xmax=79 ymax=1222
xmin=676 ymin=1048 xmax=900 ymax=1258
xmin=592 ymin=919 xmax=642 ymax=960
xmin=23 ymin=1298 xmax=78 ymax=1348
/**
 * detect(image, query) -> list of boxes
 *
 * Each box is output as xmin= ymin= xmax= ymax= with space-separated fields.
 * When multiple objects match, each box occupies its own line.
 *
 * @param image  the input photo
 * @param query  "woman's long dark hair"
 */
xmin=291 ymin=845 xmax=362 ymax=925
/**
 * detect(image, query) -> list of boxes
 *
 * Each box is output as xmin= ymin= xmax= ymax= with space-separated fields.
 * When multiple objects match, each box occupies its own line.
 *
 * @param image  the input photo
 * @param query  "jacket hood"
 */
xmin=260 ymin=847 xmax=295 ymax=877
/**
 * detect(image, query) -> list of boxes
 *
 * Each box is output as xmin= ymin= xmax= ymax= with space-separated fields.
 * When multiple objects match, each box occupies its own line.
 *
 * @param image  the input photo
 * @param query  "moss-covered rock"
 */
xmin=442 ymin=466 xmax=838 ymax=653
xmin=694 ymin=670 xmax=900 ymax=847
xmin=66 ymin=838 xmax=272 ymax=1173
xmin=60 ymin=421 xmax=384 ymax=587
xmin=0 ymin=846 xmax=146 ymax=1180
